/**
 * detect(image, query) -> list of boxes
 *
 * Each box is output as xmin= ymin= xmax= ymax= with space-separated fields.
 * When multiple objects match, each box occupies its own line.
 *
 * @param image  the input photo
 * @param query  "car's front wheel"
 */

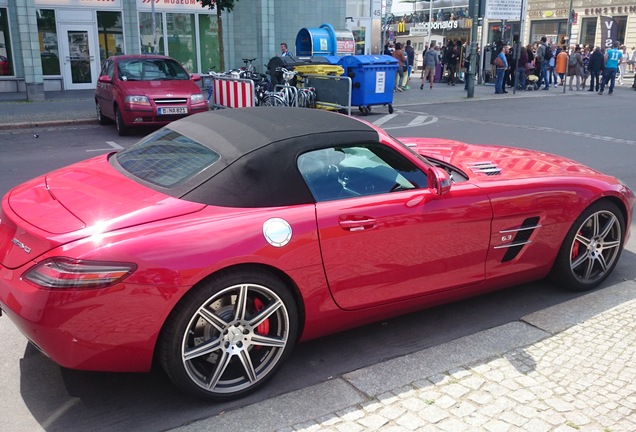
xmin=159 ymin=269 xmax=298 ymax=400
xmin=115 ymin=107 xmax=129 ymax=136
xmin=552 ymin=200 xmax=625 ymax=291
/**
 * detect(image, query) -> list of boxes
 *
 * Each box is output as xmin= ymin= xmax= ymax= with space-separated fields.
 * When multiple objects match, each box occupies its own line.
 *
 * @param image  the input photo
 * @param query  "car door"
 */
xmin=298 ymin=143 xmax=493 ymax=311
xmin=96 ymin=59 xmax=116 ymax=119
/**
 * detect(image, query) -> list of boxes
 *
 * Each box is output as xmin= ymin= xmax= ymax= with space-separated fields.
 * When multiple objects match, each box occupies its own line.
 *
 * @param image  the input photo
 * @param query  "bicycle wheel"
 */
xmin=262 ymin=93 xmax=286 ymax=107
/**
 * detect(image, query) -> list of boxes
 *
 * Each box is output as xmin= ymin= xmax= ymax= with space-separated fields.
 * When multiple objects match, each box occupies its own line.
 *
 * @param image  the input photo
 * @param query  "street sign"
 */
xmin=485 ymin=0 xmax=523 ymax=20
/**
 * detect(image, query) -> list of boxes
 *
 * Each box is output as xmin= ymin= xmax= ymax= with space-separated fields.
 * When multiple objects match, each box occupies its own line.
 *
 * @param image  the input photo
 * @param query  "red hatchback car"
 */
xmin=0 ymin=108 xmax=633 ymax=401
xmin=95 ymin=54 xmax=208 ymax=135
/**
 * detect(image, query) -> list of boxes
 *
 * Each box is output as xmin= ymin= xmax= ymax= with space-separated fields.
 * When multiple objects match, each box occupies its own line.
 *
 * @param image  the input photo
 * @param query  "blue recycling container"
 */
xmin=295 ymin=23 xmax=355 ymax=58
xmin=338 ymin=55 xmax=398 ymax=112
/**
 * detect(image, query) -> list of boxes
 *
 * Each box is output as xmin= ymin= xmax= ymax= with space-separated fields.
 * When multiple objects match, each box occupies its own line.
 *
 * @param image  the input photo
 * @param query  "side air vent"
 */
xmin=467 ymin=162 xmax=502 ymax=176
xmin=496 ymin=217 xmax=541 ymax=262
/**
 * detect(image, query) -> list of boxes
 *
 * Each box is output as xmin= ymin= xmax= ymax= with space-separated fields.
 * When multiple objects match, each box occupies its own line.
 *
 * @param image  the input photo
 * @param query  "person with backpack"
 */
xmin=536 ymin=36 xmax=551 ymax=90
xmin=567 ymin=45 xmax=584 ymax=90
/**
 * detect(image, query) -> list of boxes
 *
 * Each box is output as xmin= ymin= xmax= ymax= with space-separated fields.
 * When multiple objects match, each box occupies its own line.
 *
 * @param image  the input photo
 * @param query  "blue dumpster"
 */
xmin=295 ymin=23 xmax=355 ymax=58
xmin=338 ymin=55 xmax=398 ymax=115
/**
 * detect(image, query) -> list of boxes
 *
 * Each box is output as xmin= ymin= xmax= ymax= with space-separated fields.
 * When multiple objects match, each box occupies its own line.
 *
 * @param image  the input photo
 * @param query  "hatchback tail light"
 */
xmin=23 ymin=257 xmax=137 ymax=289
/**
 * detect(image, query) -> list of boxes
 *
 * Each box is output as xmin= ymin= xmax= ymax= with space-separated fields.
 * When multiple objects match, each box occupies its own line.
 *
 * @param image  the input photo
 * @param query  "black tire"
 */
xmin=115 ymin=107 xmax=129 ymax=136
xmin=551 ymin=200 xmax=625 ymax=291
xmin=96 ymin=101 xmax=111 ymax=125
xmin=388 ymin=104 xmax=394 ymax=114
xmin=159 ymin=269 xmax=298 ymax=400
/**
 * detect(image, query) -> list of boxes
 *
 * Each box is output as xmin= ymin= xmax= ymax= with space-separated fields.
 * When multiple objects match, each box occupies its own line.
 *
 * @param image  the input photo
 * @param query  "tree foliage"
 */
xmin=197 ymin=0 xmax=240 ymax=71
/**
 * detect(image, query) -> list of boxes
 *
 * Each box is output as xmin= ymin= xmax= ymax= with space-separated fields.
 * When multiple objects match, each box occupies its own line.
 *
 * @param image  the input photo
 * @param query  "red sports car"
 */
xmin=95 ymin=54 xmax=208 ymax=136
xmin=0 ymin=108 xmax=633 ymax=400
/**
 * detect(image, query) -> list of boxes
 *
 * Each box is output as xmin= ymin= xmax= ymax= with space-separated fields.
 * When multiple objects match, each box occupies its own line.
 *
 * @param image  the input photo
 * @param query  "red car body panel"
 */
xmin=1 ymin=112 xmax=633 ymax=374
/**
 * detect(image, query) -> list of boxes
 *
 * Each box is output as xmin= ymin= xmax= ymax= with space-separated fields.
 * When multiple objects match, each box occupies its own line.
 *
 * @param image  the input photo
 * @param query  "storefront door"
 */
xmin=59 ymin=24 xmax=98 ymax=90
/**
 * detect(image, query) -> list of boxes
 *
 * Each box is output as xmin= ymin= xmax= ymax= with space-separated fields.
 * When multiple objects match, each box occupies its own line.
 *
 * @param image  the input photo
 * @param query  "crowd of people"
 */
xmin=491 ymin=38 xmax=636 ymax=95
xmin=384 ymin=37 xmax=636 ymax=96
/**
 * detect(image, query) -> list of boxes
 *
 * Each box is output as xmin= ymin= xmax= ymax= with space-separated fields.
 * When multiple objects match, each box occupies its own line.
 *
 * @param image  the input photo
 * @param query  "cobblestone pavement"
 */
xmin=283 ymin=299 xmax=636 ymax=432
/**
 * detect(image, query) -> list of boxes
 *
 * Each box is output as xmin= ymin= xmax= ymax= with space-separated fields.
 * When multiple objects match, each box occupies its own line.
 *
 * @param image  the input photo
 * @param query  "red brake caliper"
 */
xmin=571 ymin=230 xmax=581 ymax=260
xmin=254 ymin=297 xmax=270 ymax=335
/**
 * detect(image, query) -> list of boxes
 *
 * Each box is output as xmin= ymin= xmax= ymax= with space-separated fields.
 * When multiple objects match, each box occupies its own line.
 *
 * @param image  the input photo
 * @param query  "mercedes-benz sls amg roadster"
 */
xmin=1 ymin=107 xmax=633 ymax=400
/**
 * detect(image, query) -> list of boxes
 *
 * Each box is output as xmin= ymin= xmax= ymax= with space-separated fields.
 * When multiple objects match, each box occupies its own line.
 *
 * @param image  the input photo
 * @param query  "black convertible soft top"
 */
xmin=161 ymin=107 xmax=380 ymax=207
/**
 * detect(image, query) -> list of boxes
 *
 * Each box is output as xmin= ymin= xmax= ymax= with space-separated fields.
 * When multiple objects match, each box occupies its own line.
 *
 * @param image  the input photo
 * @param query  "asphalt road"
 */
xmin=1 ymin=93 xmax=635 ymax=432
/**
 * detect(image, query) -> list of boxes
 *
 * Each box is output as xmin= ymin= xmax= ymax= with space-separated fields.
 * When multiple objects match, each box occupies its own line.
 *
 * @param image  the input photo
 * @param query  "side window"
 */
xmin=106 ymin=61 xmax=114 ymax=79
xmin=298 ymin=144 xmax=427 ymax=202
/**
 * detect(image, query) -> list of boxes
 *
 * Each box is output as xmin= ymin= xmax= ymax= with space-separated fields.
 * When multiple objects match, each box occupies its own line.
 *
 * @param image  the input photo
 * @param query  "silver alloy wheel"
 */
xmin=180 ymin=283 xmax=290 ymax=394
xmin=568 ymin=210 xmax=622 ymax=284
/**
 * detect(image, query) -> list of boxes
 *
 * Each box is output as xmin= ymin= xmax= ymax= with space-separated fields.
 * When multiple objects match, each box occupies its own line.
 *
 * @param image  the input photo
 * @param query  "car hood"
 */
xmin=402 ymin=138 xmax=604 ymax=180
xmin=2 ymin=155 xmax=205 ymax=268
xmin=118 ymin=79 xmax=200 ymax=97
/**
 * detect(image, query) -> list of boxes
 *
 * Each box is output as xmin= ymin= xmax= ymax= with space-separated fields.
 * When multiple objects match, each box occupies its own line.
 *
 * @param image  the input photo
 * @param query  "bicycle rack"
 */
xmin=303 ymin=74 xmax=352 ymax=116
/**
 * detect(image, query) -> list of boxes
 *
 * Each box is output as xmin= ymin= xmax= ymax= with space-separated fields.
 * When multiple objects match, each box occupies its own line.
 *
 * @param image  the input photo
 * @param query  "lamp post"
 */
xmin=467 ymin=0 xmax=479 ymax=97
xmin=563 ymin=0 xmax=574 ymax=94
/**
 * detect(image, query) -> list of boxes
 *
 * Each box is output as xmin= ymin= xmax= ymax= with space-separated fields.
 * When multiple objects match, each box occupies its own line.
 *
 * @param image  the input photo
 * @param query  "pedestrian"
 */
xmin=555 ymin=46 xmax=567 ymax=86
xmin=279 ymin=42 xmax=293 ymax=57
xmin=393 ymin=42 xmax=407 ymax=92
xmin=404 ymin=40 xmax=415 ymax=89
xmin=618 ymin=45 xmax=628 ymax=85
xmin=548 ymin=44 xmax=557 ymax=87
xmin=587 ymin=46 xmax=603 ymax=92
xmin=599 ymin=41 xmax=622 ymax=95
xmin=494 ymin=45 xmax=508 ymax=94
xmin=567 ymin=45 xmax=584 ymax=91
xmin=445 ymin=41 xmax=459 ymax=86
xmin=535 ymin=37 xmax=551 ymax=90
xmin=580 ymin=46 xmax=590 ymax=89
xmin=516 ymin=44 xmax=528 ymax=90
xmin=420 ymin=42 xmax=439 ymax=90
xmin=630 ymin=47 xmax=636 ymax=73
xmin=504 ymin=45 xmax=515 ymax=88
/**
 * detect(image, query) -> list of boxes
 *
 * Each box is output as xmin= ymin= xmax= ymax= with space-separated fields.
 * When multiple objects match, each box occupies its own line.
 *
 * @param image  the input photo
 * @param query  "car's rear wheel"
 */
xmin=159 ymin=269 xmax=298 ymax=400
xmin=96 ymin=101 xmax=111 ymax=125
xmin=552 ymin=200 xmax=625 ymax=291
xmin=115 ymin=107 xmax=129 ymax=136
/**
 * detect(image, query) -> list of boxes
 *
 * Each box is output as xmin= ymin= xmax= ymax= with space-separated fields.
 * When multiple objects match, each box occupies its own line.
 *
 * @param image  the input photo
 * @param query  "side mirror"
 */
xmin=191 ymin=73 xmax=201 ymax=82
xmin=98 ymin=75 xmax=112 ymax=84
xmin=429 ymin=167 xmax=451 ymax=196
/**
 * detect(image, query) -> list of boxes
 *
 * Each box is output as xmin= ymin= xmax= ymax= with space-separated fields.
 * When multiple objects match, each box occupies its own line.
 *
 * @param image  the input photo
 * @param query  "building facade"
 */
xmin=0 ymin=0 xmax=362 ymax=98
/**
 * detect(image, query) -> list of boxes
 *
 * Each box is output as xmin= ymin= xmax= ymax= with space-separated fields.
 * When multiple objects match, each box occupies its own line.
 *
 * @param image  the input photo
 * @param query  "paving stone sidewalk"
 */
xmin=172 ymin=281 xmax=636 ymax=432
xmin=283 ymin=298 xmax=636 ymax=432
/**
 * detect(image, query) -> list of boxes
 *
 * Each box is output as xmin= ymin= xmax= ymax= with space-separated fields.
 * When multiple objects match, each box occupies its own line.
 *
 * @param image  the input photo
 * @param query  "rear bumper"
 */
xmin=0 ymin=263 xmax=172 ymax=372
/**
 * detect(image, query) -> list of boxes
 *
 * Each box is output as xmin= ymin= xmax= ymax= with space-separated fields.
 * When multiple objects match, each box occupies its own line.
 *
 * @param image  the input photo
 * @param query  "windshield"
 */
xmin=116 ymin=128 xmax=220 ymax=188
xmin=117 ymin=58 xmax=190 ymax=81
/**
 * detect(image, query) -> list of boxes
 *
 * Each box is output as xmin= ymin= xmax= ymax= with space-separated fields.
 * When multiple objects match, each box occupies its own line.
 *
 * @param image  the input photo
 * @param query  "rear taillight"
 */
xmin=23 ymin=257 xmax=137 ymax=289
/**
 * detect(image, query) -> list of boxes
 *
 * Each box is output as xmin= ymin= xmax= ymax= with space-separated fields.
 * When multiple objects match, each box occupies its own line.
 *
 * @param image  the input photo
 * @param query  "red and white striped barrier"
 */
xmin=213 ymin=77 xmax=255 ymax=108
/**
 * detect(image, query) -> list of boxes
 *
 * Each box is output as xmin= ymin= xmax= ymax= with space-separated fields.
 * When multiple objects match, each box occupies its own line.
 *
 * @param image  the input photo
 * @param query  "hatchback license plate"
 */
xmin=158 ymin=107 xmax=188 ymax=115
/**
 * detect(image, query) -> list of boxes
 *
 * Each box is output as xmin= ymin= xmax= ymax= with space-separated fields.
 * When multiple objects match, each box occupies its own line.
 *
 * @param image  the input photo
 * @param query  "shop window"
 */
xmin=139 ymin=12 xmax=165 ymax=55
xmin=0 ymin=8 xmax=12 ymax=76
xmin=166 ymin=13 xmax=197 ymax=72
xmin=198 ymin=14 xmax=219 ymax=72
xmin=580 ymin=18 xmax=597 ymax=48
xmin=97 ymin=11 xmax=123 ymax=62
xmin=530 ymin=20 xmax=568 ymax=46
xmin=36 ymin=9 xmax=60 ymax=76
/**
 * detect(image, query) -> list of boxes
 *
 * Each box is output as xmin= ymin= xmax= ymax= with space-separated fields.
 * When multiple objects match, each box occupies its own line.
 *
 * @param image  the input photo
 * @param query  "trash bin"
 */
xmin=295 ymin=23 xmax=355 ymax=58
xmin=338 ymin=55 xmax=398 ymax=115
xmin=267 ymin=56 xmax=304 ymax=86
xmin=294 ymin=56 xmax=344 ymax=77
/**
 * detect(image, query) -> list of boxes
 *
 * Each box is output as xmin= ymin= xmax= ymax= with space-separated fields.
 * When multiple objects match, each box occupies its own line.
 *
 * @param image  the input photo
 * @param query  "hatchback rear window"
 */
xmin=116 ymin=128 xmax=220 ymax=188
